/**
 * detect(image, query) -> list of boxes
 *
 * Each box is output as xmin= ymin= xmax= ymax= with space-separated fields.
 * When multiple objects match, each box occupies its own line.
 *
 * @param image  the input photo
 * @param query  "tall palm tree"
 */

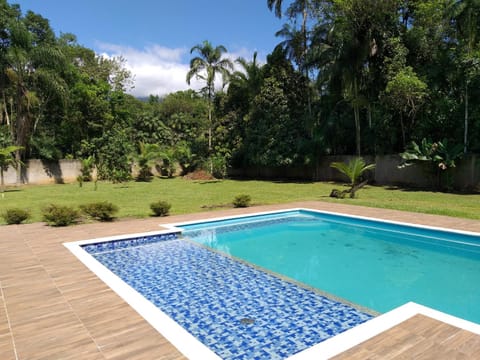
xmin=275 ymin=23 xmax=306 ymax=73
xmin=313 ymin=0 xmax=395 ymax=155
xmin=186 ymin=40 xmax=233 ymax=153
xmin=231 ymin=51 xmax=263 ymax=102
xmin=268 ymin=0 xmax=322 ymax=77
xmin=267 ymin=0 xmax=284 ymax=18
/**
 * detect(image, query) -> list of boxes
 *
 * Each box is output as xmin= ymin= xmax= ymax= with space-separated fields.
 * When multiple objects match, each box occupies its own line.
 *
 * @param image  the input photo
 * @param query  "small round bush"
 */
xmin=2 ymin=208 xmax=30 ymax=225
xmin=80 ymin=201 xmax=118 ymax=222
xmin=42 ymin=204 xmax=80 ymax=227
xmin=150 ymin=200 xmax=171 ymax=217
xmin=233 ymin=194 xmax=252 ymax=208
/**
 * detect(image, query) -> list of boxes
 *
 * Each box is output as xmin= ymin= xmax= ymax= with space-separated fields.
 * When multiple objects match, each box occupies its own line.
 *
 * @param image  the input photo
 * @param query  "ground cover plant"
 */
xmin=233 ymin=194 xmax=252 ymax=208
xmin=42 ymin=204 xmax=80 ymax=226
xmin=1 ymin=208 xmax=30 ymax=225
xmin=0 ymin=178 xmax=478 ymax=224
xmin=80 ymin=201 xmax=119 ymax=221
xmin=150 ymin=200 xmax=171 ymax=217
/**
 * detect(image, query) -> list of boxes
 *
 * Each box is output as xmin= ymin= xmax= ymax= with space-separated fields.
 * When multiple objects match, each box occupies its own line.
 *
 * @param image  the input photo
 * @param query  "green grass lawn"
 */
xmin=1 ymin=177 xmax=479 ymax=224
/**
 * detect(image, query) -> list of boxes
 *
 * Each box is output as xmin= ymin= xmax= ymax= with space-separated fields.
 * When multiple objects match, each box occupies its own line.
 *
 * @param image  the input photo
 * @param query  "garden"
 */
xmin=1 ymin=0 xmax=479 ymax=225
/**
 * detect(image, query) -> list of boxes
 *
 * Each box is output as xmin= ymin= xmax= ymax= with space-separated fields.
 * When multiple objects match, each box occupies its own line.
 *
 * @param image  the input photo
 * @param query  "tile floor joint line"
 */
xmin=0 ymin=281 xmax=19 ymax=360
xmin=25 ymin=235 xmax=109 ymax=360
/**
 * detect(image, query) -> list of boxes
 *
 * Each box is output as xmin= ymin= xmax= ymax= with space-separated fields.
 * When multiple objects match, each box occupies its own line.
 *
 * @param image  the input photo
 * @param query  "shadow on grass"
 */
xmin=382 ymin=184 xmax=480 ymax=195
xmin=224 ymin=177 xmax=316 ymax=185
xmin=197 ymin=180 xmax=223 ymax=185
xmin=1 ymin=189 xmax=22 ymax=194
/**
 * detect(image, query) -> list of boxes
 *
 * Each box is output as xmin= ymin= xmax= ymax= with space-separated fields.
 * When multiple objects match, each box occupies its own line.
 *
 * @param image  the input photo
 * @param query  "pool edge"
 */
xmin=63 ymin=207 xmax=480 ymax=360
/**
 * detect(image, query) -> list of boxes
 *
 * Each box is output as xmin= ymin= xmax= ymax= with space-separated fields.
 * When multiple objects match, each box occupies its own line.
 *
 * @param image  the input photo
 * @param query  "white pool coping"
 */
xmin=64 ymin=208 xmax=480 ymax=359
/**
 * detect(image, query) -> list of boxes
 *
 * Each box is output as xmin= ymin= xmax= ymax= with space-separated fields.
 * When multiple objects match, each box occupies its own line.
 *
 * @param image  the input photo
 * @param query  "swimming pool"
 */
xmin=65 ymin=208 xmax=480 ymax=359
xmin=182 ymin=209 xmax=480 ymax=324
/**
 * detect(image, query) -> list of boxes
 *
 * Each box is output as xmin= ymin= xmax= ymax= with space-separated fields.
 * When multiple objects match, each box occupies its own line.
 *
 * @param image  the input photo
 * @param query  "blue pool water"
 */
xmin=183 ymin=210 xmax=480 ymax=324
xmin=83 ymin=230 xmax=373 ymax=359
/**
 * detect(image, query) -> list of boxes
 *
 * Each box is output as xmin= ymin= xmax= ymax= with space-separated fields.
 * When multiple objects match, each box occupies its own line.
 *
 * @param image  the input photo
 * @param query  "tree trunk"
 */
xmin=15 ymin=150 xmax=22 ymax=185
xmin=1 ymin=168 xmax=4 ymax=197
xmin=464 ymin=82 xmax=468 ymax=154
xmin=353 ymin=78 xmax=361 ymax=156
xmin=400 ymin=113 xmax=406 ymax=149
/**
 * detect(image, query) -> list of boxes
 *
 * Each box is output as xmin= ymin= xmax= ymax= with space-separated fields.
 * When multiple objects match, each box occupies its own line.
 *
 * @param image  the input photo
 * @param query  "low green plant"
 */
xmin=150 ymin=200 xmax=171 ymax=217
xmin=233 ymin=194 xmax=252 ymax=208
xmin=80 ymin=201 xmax=118 ymax=221
xmin=399 ymin=138 xmax=463 ymax=191
xmin=330 ymin=157 xmax=376 ymax=198
xmin=42 ymin=204 xmax=80 ymax=226
xmin=209 ymin=154 xmax=228 ymax=179
xmin=2 ymin=208 xmax=30 ymax=224
xmin=80 ymin=156 xmax=95 ymax=182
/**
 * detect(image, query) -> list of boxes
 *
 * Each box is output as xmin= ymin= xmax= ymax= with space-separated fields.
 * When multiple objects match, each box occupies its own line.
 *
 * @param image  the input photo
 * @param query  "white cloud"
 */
xmin=95 ymin=42 xmax=265 ymax=98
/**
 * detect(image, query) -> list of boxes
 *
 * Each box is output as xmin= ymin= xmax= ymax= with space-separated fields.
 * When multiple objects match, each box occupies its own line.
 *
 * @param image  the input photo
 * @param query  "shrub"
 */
xmin=209 ymin=154 xmax=228 ymax=179
xmin=80 ymin=201 xmax=118 ymax=222
xmin=2 ymin=208 xmax=30 ymax=225
xmin=233 ymin=194 xmax=251 ymax=208
xmin=80 ymin=156 xmax=95 ymax=182
xmin=150 ymin=200 xmax=171 ymax=217
xmin=42 ymin=204 xmax=80 ymax=226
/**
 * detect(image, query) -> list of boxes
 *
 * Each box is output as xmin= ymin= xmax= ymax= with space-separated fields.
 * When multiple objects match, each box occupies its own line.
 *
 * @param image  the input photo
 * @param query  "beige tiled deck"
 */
xmin=1 ymin=201 xmax=480 ymax=359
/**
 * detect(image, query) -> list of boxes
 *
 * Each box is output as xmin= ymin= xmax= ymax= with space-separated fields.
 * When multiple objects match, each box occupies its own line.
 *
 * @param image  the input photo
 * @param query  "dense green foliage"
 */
xmin=399 ymin=138 xmax=464 ymax=190
xmin=0 ymin=0 xmax=479 ymax=182
xmin=1 ymin=207 xmax=30 ymax=224
xmin=80 ymin=201 xmax=119 ymax=221
xmin=233 ymin=194 xmax=252 ymax=208
xmin=150 ymin=200 xmax=171 ymax=217
xmin=42 ymin=204 xmax=80 ymax=226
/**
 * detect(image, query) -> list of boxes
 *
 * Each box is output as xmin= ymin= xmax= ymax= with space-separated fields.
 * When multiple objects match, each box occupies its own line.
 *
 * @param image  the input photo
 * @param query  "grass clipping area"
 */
xmin=1 ymin=177 xmax=479 ymax=224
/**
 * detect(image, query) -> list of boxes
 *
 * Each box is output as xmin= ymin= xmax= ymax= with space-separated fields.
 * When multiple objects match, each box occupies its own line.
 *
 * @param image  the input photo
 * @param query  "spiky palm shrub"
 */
xmin=330 ymin=157 xmax=376 ymax=198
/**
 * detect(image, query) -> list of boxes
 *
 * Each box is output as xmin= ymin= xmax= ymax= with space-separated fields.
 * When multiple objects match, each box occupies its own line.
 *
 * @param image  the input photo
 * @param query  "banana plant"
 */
xmin=399 ymin=138 xmax=463 ymax=190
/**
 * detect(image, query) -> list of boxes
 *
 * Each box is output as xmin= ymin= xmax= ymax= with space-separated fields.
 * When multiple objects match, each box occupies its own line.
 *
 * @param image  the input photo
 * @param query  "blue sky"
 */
xmin=10 ymin=0 xmax=288 ymax=97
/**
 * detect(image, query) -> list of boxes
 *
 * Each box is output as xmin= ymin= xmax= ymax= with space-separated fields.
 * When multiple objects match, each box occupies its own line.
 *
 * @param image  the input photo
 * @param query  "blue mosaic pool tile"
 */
xmin=81 ymin=232 xmax=178 ymax=254
xmin=183 ymin=214 xmax=320 ymax=239
xmin=91 ymin=238 xmax=374 ymax=359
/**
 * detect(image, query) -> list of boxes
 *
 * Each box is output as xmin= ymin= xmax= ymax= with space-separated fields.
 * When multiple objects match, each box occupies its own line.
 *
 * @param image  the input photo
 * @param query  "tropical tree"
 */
xmin=384 ymin=66 xmax=428 ymax=148
xmin=268 ymin=0 xmax=322 ymax=78
xmin=130 ymin=142 xmax=162 ymax=181
xmin=330 ymin=157 xmax=375 ymax=198
xmin=399 ymin=138 xmax=464 ymax=190
xmin=0 ymin=145 xmax=23 ymax=195
xmin=186 ymin=40 xmax=233 ymax=154
xmin=232 ymin=52 xmax=263 ymax=102
xmin=3 ymin=16 xmax=67 ymax=180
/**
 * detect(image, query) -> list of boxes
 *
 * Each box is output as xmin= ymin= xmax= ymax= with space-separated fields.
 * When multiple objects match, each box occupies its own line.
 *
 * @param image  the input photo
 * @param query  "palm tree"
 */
xmin=313 ymin=0 xmax=396 ymax=155
xmin=267 ymin=0 xmax=284 ymax=18
xmin=231 ymin=51 xmax=263 ymax=101
xmin=0 ymin=145 xmax=23 ymax=196
xmin=330 ymin=157 xmax=375 ymax=198
xmin=268 ymin=0 xmax=322 ymax=78
xmin=186 ymin=40 xmax=233 ymax=153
